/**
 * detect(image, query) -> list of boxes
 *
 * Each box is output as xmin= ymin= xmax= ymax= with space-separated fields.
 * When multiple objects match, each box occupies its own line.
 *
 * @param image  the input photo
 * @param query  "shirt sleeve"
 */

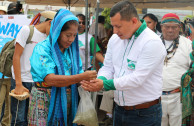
xmin=15 ymin=25 xmax=30 ymax=48
xmin=114 ymin=40 xmax=166 ymax=90
xmin=90 ymin=37 xmax=101 ymax=55
xmin=30 ymin=42 xmax=56 ymax=82
xmin=98 ymin=76 xmax=116 ymax=91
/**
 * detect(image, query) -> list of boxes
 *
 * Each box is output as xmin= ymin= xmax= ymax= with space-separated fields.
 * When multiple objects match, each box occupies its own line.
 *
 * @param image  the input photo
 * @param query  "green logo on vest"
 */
xmin=127 ymin=59 xmax=136 ymax=69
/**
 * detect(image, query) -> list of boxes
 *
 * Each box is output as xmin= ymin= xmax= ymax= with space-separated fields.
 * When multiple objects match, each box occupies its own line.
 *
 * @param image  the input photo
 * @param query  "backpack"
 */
xmin=0 ymin=25 xmax=34 ymax=78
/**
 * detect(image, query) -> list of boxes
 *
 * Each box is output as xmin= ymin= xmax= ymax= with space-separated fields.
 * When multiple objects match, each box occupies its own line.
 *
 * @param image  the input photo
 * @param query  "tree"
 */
xmin=101 ymin=8 xmax=111 ymax=29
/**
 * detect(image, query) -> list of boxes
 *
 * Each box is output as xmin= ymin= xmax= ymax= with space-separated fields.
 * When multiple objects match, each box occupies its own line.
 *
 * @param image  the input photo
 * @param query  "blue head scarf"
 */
xmin=47 ymin=9 xmax=80 ymax=126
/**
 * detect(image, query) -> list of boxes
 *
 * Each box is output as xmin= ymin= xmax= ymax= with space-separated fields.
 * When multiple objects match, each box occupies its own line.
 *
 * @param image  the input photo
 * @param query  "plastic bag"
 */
xmin=73 ymin=87 xmax=99 ymax=126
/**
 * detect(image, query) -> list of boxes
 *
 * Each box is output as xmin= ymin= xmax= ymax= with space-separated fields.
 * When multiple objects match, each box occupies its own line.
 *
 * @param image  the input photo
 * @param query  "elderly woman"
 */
xmin=28 ymin=9 xmax=97 ymax=126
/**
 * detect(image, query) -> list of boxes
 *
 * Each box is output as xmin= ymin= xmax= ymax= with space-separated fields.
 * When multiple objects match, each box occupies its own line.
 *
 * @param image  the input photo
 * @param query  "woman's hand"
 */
xmin=82 ymin=70 xmax=97 ymax=81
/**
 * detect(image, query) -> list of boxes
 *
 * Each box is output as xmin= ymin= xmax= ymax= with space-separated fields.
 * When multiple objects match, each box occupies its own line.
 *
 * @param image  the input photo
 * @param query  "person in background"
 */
xmin=10 ymin=11 xmax=56 ymax=126
xmin=89 ymin=15 xmax=107 ymax=40
xmin=0 ymin=6 xmax=7 ymax=15
xmin=143 ymin=13 xmax=161 ymax=35
xmin=0 ymin=5 xmax=12 ymax=126
xmin=29 ymin=9 xmax=97 ymax=126
xmin=180 ymin=20 xmax=194 ymax=126
xmin=89 ymin=12 xmax=94 ymax=26
xmin=180 ymin=22 xmax=186 ymax=36
xmin=160 ymin=13 xmax=192 ymax=126
xmin=98 ymin=23 xmax=114 ymax=126
xmin=81 ymin=1 xmax=166 ymax=125
xmin=99 ymin=90 xmax=114 ymax=126
xmin=76 ymin=14 xmax=104 ymax=71
xmin=7 ymin=2 xmax=22 ymax=14
xmin=89 ymin=15 xmax=107 ymax=71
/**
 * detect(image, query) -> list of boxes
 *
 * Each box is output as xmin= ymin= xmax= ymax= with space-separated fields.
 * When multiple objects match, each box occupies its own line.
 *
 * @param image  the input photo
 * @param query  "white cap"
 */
xmin=40 ymin=11 xmax=56 ymax=20
xmin=0 ymin=6 xmax=7 ymax=13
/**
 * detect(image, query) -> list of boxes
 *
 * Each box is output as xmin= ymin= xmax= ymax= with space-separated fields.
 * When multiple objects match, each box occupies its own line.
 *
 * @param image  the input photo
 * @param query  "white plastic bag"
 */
xmin=73 ymin=87 xmax=99 ymax=126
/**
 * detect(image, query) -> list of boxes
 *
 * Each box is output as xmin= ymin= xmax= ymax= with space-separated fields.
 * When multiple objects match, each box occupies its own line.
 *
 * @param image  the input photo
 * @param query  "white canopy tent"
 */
xmin=6 ymin=0 xmax=194 ymax=9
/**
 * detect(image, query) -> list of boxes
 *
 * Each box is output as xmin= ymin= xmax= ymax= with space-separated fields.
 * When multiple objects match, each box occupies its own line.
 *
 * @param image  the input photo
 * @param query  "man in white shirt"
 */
xmin=81 ymin=1 xmax=166 ymax=126
xmin=160 ymin=13 xmax=192 ymax=126
xmin=10 ymin=11 xmax=56 ymax=126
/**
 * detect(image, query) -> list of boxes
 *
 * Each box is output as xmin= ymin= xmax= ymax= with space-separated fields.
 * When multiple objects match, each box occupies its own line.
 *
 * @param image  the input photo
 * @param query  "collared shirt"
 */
xmin=98 ymin=20 xmax=166 ymax=106
xmin=162 ymin=36 xmax=192 ymax=91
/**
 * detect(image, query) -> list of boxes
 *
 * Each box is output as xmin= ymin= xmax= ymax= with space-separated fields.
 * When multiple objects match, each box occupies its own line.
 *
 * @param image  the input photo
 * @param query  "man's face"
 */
xmin=110 ymin=13 xmax=136 ymax=39
xmin=78 ymin=17 xmax=85 ymax=34
xmin=161 ymin=22 xmax=180 ymax=41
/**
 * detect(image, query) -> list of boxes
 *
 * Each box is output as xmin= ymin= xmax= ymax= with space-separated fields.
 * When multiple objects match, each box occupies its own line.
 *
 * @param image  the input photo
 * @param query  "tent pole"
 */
xmin=91 ymin=0 xmax=100 ymax=108
xmin=93 ymin=0 xmax=99 ymax=70
xmin=85 ymin=0 xmax=89 ymax=70
xmin=68 ymin=0 xmax=70 ymax=10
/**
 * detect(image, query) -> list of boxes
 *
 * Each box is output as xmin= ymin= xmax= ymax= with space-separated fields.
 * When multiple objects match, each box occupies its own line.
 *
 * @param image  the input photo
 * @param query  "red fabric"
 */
xmin=162 ymin=13 xmax=180 ymax=22
xmin=30 ymin=13 xmax=41 ymax=25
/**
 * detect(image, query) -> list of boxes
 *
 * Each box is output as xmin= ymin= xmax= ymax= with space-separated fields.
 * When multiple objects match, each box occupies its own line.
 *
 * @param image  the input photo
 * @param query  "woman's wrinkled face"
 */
xmin=144 ymin=16 xmax=157 ymax=31
xmin=58 ymin=24 xmax=78 ymax=51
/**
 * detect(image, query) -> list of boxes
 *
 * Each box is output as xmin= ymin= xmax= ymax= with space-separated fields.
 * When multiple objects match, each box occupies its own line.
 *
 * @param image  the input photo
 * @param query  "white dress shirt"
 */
xmin=98 ymin=28 xmax=166 ymax=106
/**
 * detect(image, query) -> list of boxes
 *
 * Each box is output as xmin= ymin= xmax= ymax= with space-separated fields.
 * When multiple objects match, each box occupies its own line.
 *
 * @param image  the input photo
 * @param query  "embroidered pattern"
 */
xmin=40 ymin=55 xmax=48 ymax=67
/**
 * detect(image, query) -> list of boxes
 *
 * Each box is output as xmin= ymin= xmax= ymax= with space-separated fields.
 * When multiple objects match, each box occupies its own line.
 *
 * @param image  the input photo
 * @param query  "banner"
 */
xmin=0 ymin=14 xmax=32 ymax=51
xmin=0 ymin=15 xmax=32 ymax=78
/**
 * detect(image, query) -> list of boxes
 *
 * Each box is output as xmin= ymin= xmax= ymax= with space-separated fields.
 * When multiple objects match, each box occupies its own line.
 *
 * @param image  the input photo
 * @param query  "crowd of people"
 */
xmin=0 ymin=0 xmax=193 ymax=126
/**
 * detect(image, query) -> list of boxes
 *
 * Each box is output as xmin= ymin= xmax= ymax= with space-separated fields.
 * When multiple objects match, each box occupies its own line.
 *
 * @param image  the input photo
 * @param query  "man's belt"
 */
xmin=162 ymin=88 xmax=180 ymax=95
xmin=119 ymin=97 xmax=161 ymax=110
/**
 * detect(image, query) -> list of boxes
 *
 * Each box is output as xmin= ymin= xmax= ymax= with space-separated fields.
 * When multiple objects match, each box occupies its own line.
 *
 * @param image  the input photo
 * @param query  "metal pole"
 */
xmin=91 ymin=0 xmax=100 ymax=107
xmin=68 ymin=0 xmax=70 ymax=10
xmin=85 ymin=0 xmax=89 ymax=70
xmin=88 ymin=3 xmax=91 ymax=26
xmin=93 ymin=0 xmax=100 ymax=70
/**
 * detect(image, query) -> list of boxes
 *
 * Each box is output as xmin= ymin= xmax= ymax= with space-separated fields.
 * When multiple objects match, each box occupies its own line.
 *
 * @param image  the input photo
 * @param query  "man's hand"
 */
xmin=80 ymin=79 xmax=103 ymax=92
xmin=14 ymin=84 xmax=29 ymax=95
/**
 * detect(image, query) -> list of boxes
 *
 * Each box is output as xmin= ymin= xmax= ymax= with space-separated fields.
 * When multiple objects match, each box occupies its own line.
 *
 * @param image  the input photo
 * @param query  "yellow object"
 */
xmin=9 ymin=89 xmax=30 ymax=101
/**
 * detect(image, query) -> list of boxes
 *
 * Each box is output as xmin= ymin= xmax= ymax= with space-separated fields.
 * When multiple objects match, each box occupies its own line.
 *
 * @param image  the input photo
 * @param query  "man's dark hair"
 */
xmin=98 ymin=16 xmax=105 ymax=23
xmin=76 ymin=14 xmax=85 ymax=21
xmin=110 ymin=0 xmax=139 ymax=21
